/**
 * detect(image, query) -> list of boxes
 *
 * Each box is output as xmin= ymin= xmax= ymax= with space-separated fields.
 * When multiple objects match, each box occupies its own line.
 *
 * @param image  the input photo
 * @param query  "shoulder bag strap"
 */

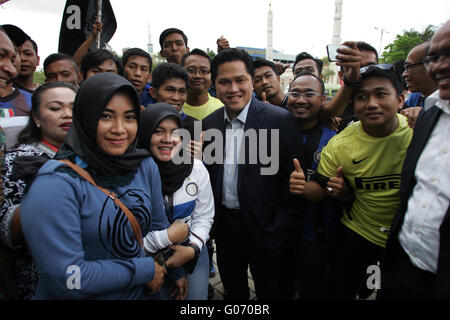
xmin=59 ymin=159 xmax=143 ymax=247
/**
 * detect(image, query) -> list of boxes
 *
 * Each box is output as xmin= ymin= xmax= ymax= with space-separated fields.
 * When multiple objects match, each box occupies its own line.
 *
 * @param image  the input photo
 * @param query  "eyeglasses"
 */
xmin=403 ymin=62 xmax=423 ymax=71
xmin=186 ymin=67 xmax=210 ymax=76
xmin=360 ymin=63 xmax=394 ymax=75
xmin=423 ymin=49 xmax=450 ymax=68
xmin=287 ymin=91 xmax=322 ymax=99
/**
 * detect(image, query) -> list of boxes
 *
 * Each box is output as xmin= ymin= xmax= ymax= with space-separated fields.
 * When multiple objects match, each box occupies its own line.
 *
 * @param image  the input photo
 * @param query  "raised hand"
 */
xmin=326 ymin=166 xmax=348 ymax=198
xmin=289 ymin=158 xmax=306 ymax=195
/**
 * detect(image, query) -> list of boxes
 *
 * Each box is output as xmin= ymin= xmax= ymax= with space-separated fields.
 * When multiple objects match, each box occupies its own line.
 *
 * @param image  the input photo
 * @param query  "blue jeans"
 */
xmin=160 ymin=246 xmax=210 ymax=300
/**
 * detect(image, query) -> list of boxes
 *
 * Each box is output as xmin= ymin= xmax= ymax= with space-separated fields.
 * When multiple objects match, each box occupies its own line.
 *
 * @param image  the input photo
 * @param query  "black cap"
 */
xmin=2 ymin=24 xmax=30 ymax=47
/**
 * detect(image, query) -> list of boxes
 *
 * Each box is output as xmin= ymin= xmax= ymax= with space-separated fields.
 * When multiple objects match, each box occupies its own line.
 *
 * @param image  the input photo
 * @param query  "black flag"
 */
xmin=58 ymin=0 xmax=117 ymax=56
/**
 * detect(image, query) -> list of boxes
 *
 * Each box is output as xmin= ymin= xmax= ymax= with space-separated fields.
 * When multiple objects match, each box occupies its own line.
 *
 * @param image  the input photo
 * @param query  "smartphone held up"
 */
xmin=326 ymin=44 xmax=349 ymax=62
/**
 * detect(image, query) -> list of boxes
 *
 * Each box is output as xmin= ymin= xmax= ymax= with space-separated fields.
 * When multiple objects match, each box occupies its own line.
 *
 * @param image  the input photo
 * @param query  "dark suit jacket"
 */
xmin=384 ymin=105 xmax=450 ymax=298
xmin=202 ymin=97 xmax=304 ymax=251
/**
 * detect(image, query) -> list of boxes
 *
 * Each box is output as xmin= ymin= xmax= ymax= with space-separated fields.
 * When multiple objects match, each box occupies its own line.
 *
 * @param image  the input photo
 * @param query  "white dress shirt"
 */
xmin=222 ymin=100 xmax=251 ymax=210
xmin=399 ymin=90 xmax=450 ymax=273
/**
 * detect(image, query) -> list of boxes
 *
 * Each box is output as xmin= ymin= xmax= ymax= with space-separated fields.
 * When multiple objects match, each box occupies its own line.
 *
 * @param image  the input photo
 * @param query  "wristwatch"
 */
xmin=186 ymin=242 xmax=200 ymax=258
xmin=343 ymin=75 xmax=361 ymax=88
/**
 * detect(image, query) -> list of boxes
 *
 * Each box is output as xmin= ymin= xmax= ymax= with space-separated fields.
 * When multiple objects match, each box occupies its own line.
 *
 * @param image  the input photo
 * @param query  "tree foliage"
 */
xmin=321 ymin=56 xmax=336 ymax=83
xmin=381 ymin=25 xmax=437 ymax=63
xmin=206 ymin=48 xmax=216 ymax=59
xmin=33 ymin=68 xmax=46 ymax=84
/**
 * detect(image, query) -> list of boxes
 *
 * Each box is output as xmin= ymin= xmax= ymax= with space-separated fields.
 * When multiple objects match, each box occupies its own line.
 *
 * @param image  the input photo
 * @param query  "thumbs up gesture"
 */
xmin=326 ymin=166 xmax=348 ymax=198
xmin=261 ymin=91 xmax=270 ymax=104
xmin=289 ymin=158 xmax=306 ymax=195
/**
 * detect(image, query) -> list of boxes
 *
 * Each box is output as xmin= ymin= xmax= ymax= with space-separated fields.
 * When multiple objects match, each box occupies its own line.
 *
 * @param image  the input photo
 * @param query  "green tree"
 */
xmin=320 ymin=56 xmax=336 ymax=83
xmin=151 ymin=53 xmax=166 ymax=71
xmin=206 ymin=48 xmax=216 ymax=60
xmin=381 ymin=25 xmax=436 ymax=63
xmin=33 ymin=68 xmax=46 ymax=84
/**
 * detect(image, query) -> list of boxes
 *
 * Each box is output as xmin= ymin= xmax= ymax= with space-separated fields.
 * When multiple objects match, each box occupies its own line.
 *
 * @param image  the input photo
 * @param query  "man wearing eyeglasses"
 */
xmin=380 ymin=19 xmax=450 ymax=300
xmin=402 ymin=41 xmax=437 ymax=107
xmin=286 ymin=71 xmax=339 ymax=299
xmin=399 ymin=41 xmax=438 ymax=128
xmin=290 ymin=63 xmax=413 ymax=299
xmin=181 ymin=49 xmax=223 ymax=121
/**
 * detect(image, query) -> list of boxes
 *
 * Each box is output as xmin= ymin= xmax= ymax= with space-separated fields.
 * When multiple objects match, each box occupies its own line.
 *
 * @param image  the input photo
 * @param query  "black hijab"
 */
xmin=56 ymin=73 xmax=150 ymax=185
xmin=139 ymin=103 xmax=193 ymax=196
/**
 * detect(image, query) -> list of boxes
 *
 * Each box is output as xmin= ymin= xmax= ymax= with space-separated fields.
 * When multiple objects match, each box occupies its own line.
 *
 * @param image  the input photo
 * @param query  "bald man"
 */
xmin=402 ymin=41 xmax=438 ymax=107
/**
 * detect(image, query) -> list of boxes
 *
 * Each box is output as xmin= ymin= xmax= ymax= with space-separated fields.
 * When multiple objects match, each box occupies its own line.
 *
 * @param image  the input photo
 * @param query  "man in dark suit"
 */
xmin=202 ymin=48 xmax=303 ymax=299
xmin=380 ymin=19 xmax=450 ymax=299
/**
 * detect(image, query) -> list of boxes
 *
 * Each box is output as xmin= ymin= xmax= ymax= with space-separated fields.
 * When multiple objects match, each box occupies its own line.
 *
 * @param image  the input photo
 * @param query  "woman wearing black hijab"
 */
xmin=19 ymin=73 xmax=185 ymax=299
xmin=140 ymin=103 xmax=214 ymax=300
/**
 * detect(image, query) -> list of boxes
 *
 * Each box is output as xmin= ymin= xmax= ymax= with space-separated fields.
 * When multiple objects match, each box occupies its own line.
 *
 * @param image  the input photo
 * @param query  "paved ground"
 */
xmin=208 ymin=240 xmax=257 ymax=300
xmin=207 ymin=240 xmax=376 ymax=301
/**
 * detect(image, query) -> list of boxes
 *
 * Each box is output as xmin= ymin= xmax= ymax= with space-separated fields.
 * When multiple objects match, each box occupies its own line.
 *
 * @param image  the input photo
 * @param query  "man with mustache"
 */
xmin=286 ymin=71 xmax=339 ymax=299
xmin=253 ymin=59 xmax=288 ymax=108
xmin=0 ymin=24 xmax=32 ymax=118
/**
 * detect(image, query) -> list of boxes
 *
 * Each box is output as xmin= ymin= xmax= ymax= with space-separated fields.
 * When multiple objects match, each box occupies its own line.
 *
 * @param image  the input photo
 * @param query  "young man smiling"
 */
xmin=286 ymin=71 xmax=339 ymax=299
xmin=202 ymin=48 xmax=303 ymax=300
xmin=290 ymin=64 xmax=413 ymax=299
xmin=181 ymin=49 xmax=223 ymax=120
xmin=149 ymin=62 xmax=197 ymax=136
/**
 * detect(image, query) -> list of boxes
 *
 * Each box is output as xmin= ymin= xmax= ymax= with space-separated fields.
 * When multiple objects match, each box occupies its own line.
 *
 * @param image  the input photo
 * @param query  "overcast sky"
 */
xmin=1 ymin=0 xmax=449 ymax=67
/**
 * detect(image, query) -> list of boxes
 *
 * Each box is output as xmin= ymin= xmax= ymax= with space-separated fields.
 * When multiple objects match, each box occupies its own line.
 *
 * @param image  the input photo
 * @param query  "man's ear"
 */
xmin=149 ymin=87 xmax=157 ymax=99
xmin=398 ymin=92 xmax=405 ymax=110
xmin=186 ymin=47 xmax=190 ymax=54
xmin=160 ymin=50 xmax=166 ymax=59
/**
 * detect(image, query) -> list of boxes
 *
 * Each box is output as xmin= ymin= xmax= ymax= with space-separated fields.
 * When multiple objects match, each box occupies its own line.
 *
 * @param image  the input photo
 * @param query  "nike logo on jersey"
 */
xmin=352 ymin=157 xmax=369 ymax=164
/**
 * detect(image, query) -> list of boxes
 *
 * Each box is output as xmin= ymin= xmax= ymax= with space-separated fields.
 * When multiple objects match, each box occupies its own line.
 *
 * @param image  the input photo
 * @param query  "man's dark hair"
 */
xmin=252 ymin=59 xmax=278 ymax=75
xmin=211 ymin=48 xmax=254 ymax=84
xmin=151 ymin=62 xmax=189 ymax=89
xmin=181 ymin=48 xmax=212 ymax=66
xmin=28 ymin=38 xmax=38 ymax=56
xmin=122 ymin=47 xmax=152 ymax=71
xmin=355 ymin=65 xmax=404 ymax=97
xmin=16 ymin=81 xmax=78 ymax=147
xmin=43 ymin=53 xmax=78 ymax=75
xmin=290 ymin=71 xmax=325 ymax=95
xmin=159 ymin=28 xmax=188 ymax=49
xmin=356 ymin=41 xmax=379 ymax=62
xmin=80 ymin=49 xmax=123 ymax=78
xmin=293 ymin=52 xmax=323 ymax=75
xmin=2 ymin=24 xmax=30 ymax=47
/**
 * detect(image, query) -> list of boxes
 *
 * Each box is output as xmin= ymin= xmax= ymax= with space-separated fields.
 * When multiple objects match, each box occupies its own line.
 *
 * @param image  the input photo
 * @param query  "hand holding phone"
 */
xmin=327 ymin=44 xmax=348 ymax=62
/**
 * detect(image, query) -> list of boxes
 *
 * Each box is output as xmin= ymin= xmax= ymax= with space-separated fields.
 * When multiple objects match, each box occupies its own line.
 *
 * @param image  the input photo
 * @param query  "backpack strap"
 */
xmin=59 ymin=159 xmax=143 ymax=247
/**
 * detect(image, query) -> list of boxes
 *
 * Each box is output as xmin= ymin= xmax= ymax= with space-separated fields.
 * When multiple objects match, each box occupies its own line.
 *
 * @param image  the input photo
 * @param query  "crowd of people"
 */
xmin=0 ymin=16 xmax=448 ymax=301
